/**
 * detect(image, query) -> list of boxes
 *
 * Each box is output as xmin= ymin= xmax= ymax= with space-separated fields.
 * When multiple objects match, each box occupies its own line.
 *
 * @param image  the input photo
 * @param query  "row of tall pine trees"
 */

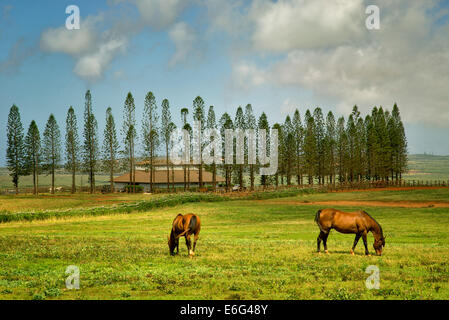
xmin=6 ymin=90 xmax=407 ymax=194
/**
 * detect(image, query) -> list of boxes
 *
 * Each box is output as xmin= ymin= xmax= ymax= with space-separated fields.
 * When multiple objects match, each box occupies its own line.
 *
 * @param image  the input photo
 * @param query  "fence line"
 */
xmin=1 ymin=179 xmax=448 ymax=195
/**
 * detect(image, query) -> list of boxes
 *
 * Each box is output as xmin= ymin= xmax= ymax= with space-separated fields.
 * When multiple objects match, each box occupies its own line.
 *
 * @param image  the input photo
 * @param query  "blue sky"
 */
xmin=1 ymin=0 xmax=449 ymax=165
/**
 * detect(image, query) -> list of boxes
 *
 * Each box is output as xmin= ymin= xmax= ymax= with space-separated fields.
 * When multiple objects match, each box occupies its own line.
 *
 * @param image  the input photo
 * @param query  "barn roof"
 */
xmin=114 ymin=169 xmax=225 ymax=184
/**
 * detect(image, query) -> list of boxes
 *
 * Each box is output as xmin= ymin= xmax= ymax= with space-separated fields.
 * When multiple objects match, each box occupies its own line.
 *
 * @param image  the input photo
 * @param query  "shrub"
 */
xmin=124 ymin=185 xmax=144 ymax=193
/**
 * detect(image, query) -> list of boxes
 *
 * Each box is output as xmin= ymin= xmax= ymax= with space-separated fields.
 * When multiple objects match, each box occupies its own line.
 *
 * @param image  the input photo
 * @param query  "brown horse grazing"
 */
xmin=168 ymin=214 xmax=201 ymax=256
xmin=315 ymin=208 xmax=385 ymax=256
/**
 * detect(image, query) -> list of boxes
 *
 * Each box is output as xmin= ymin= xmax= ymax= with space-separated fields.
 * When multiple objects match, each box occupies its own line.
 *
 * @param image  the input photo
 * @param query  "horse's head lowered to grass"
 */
xmin=373 ymin=235 xmax=386 ymax=256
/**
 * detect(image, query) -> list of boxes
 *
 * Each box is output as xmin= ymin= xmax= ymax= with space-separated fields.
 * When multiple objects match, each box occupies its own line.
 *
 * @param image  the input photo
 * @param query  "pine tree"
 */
xmin=181 ymin=108 xmax=189 ymax=126
xmin=245 ymin=104 xmax=256 ymax=191
xmin=258 ymin=112 xmax=270 ymax=188
xmin=219 ymin=113 xmax=233 ymax=191
xmin=6 ymin=105 xmax=25 ymax=194
xmin=43 ymin=114 xmax=61 ymax=194
xmin=272 ymin=123 xmax=283 ymax=188
xmin=364 ymin=114 xmax=376 ymax=181
xmin=346 ymin=114 xmax=356 ymax=182
xmin=391 ymin=104 xmax=407 ymax=182
xmin=351 ymin=106 xmax=364 ymax=182
xmin=123 ymin=92 xmax=137 ymax=193
xmin=143 ymin=92 xmax=159 ymax=193
xmin=374 ymin=107 xmax=391 ymax=181
xmin=234 ymin=106 xmax=245 ymax=189
xmin=103 ymin=107 xmax=119 ymax=193
xmin=24 ymin=120 xmax=41 ymax=195
xmin=292 ymin=109 xmax=303 ymax=186
xmin=206 ymin=106 xmax=218 ymax=191
xmin=161 ymin=99 xmax=172 ymax=190
xmin=325 ymin=111 xmax=336 ymax=184
xmin=169 ymin=122 xmax=177 ymax=191
xmin=180 ymin=108 xmax=190 ymax=190
xmin=357 ymin=116 xmax=366 ymax=182
xmin=193 ymin=96 xmax=205 ymax=188
xmin=183 ymin=122 xmax=192 ymax=190
xmin=283 ymin=115 xmax=295 ymax=186
xmin=303 ymin=110 xmax=317 ymax=185
xmin=83 ymin=90 xmax=99 ymax=194
xmin=65 ymin=106 xmax=79 ymax=194
xmin=313 ymin=108 xmax=325 ymax=184
xmin=336 ymin=116 xmax=348 ymax=183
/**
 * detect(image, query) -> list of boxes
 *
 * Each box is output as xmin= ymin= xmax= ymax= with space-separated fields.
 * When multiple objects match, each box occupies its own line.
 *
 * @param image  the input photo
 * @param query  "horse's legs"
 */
xmin=192 ymin=233 xmax=199 ymax=253
xmin=317 ymin=231 xmax=323 ymax=253
xmin=185 ymin=234 xmax=193 ymax=256
xmin=362 ymin=232 xmax=370 ymax=256
xmin=317 ymin=231 xmax=328 ymax=253
xmin=351 ymin=234 xmax=361 ymax=255
xmin=176 ymin=239 xmax=179 ymax=255
xmin=322 ymin=233 xmax=330 ymax=254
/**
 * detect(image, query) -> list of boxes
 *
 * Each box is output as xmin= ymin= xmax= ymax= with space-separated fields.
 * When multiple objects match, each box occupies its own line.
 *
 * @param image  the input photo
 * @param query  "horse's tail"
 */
xmin=189 ymin=215 xmax=198 ymax=232
xmin=314 ymin=209 xmax=322 ymax=223
xmin=315 ymin=209 xmax=325 ymax=232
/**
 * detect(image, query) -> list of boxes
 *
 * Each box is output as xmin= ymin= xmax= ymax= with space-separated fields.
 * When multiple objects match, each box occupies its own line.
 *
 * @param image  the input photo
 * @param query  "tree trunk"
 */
xmin=250 ymin=164 xmax=254 ymax=191
xmin=166 ymin=145 xmax=170 ymax=191
xmin=33 ymin=166 xmax=37 ymax=195
xmin=184 ymin=165 xmax=187 ymax=191
xmin=199 ymin=163 xmax=203 ymax=189
xmin=72 ymin=168 xmax=76 ymax=194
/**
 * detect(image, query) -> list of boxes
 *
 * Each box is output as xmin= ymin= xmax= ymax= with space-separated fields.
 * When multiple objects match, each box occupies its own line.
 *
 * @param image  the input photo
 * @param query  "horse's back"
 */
xmin=317 ymin=209 xmax=368 ymax=234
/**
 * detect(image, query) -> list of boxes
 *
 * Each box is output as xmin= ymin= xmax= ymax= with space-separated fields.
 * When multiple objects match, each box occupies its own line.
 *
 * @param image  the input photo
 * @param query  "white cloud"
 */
xmin=132 ymin=0 xmax=186 ymax=28
xmin=73 ymin=38 xmax=127 ymax=80
xmin=168 ymin=22 xmax=197 ymax=67
xmin=40 ymin=23 xmax=96 ymax=56
xmin=231 ymin=0 xmax=449 ymax=126
xmin=232 ymin=61 xmax=267 ymax=90
xmin=202 ymin=0 xmax=249 ymax=36
xmin=250 ymin=0 xmax=365 ymax=52
xmin=40 ymin=15 xmax=128 ymax=81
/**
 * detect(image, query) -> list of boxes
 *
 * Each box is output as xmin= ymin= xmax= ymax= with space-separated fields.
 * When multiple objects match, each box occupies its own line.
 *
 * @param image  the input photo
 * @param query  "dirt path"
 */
xmin=261 ymin=200 xmax=449 ymax=208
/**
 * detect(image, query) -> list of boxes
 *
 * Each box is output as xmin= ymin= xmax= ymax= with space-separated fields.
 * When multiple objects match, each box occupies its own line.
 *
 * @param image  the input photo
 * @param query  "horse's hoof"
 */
xmin=350 ymin=250 xmax=355 ymax=256
xmin=325 ymin=250 xmax=329 ymax=254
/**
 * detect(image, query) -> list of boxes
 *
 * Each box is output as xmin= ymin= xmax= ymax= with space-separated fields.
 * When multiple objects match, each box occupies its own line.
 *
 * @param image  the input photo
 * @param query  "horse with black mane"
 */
xmin=315 ymin=208 xmax=385 ymax=256
xmin=168 ymin=213 xmax=201 ymax=256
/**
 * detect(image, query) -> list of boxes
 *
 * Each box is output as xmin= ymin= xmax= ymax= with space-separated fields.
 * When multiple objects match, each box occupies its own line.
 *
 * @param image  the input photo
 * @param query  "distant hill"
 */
xmin=404 ymin=154 xmax=449 ymax=181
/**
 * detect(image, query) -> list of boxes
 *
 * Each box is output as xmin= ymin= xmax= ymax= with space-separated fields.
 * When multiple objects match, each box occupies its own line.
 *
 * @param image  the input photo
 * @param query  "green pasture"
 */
xmin=0 ymin=167 xmax=111 ymax=190
xmin=404 ymin=154 xmax=449 ymax=181
xmin=0 ymin=188 xmax=448 ymax=300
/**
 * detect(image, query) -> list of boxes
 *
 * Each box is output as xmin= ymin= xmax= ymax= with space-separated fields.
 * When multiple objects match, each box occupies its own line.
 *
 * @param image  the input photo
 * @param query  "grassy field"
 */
xmin=404 ymin=154 xmax=449 ymax=181
xmin=0 ymin=188 xmax=448 ymax=300
xmin=0 ymin=167 xmax=111 ymax=190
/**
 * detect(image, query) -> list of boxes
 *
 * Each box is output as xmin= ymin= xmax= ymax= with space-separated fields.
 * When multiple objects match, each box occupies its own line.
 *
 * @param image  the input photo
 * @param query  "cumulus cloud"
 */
xmin=73 ymin=38 xmax=127 ymax=79
xmin=231 ymin=0 xmax=449 ymax=126
xmin=40 ymin=15 xmax=128 ymax=81
xmin=132 ymin=0 xmax=186 ymax=28
xmin=40 ymin=21 xmax=96 ymax=56
xmin=168 ymin=22 xmax=198 ymax=67
xmin=250 ymin=0 xmax=366 ymax=51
